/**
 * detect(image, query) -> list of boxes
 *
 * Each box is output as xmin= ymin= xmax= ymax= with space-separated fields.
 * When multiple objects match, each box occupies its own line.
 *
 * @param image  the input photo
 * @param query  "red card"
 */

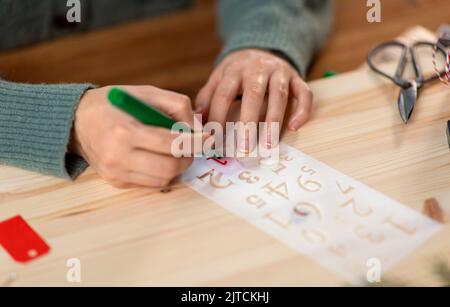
xmin=0 ymin=216 xmax=50 ymax=263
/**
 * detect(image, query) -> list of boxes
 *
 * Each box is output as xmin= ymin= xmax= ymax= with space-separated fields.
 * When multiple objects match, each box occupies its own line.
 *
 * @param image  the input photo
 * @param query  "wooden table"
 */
xmin=1 ymin=1 xmax=450 ymax=286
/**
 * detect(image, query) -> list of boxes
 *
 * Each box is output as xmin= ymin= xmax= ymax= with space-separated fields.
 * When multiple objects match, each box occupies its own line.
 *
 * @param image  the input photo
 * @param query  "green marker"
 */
xmin=108 ymin=87 xmax=191 ymax=131
xmin=323 ymin=70 xmax=337 ymax=78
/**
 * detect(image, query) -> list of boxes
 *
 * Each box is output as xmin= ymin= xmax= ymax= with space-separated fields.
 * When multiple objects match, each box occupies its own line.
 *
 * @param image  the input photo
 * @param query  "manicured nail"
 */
xmin=239 ymin=137 xmax=250 ymax=154
xmin=265 ymin=125 xmax=272 ymax=149
xmin=289 ymin=119 xmax=301 ymax=131
xmin=238 ymin=128 xmax=250 ymax=154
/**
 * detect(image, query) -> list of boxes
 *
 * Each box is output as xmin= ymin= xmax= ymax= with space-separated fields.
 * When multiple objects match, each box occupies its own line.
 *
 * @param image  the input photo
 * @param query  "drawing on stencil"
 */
xmin=196 ymin=169 xmax=233 ymax=189
xmin=302 ymin=228 xmax=327 ymax=244
xmin=207 ymin=157 xmax=228 ymax=166
xmin=264 ymin=212 xmax=292 ymax=230
xmin=297 ymin=166 xmax=322 ymax=193
xmin=204 ymin=157 xmax=243 ymax=176
xmin=336 ymin=181 xmax=373 ymax=217
xmin=383 ymin=215 xmax=417 ymax=236
xmin=328 ymin=244 xmax=348 ymax=258
xmin=246 ymin=195 xmax=267 ymax=209
xmin=355 ymin=225 xmax=385 ymax=244
xmin=182 ymin=144 xmax=443 ymax=281
xmin=263 ymin=181 xmax=290 ymax=200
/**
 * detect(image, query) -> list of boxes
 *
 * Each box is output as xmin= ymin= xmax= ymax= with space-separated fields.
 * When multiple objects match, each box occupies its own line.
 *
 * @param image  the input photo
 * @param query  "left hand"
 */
xmin=196 ymin=49 xmax=313 ymax=149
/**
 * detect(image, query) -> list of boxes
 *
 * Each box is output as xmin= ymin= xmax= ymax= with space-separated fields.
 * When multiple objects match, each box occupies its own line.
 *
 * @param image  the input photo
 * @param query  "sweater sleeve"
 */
xmin=0 ymin=80 xmax=94 ymax=179
xmin=216 ymin=0 xmax=334 ymax=77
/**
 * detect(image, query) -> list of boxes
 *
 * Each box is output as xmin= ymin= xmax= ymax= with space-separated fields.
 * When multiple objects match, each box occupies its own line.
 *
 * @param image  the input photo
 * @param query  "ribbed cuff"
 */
xmin=0 ymin=80 xmax=94 ymax=179
xmin=216 ymin=0 xmax=334 ymax=78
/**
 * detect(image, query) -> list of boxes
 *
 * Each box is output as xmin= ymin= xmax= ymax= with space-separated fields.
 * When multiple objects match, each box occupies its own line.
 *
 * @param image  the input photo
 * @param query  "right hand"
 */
xmin=70 ymin=85 xmax=197 ymax=189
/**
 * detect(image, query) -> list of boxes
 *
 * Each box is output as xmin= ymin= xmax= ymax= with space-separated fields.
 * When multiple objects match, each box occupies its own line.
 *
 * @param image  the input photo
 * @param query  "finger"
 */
xmin=121 ymin=86 xmax=195 ymax=128
xmin=239 ymin=71 xmax=270 ymax=152
xmin=125 ymin=150 xmax=193 ymax=180
xmin=195 ymin=67 xmax=223 ymax=118
xmin=288 ymin=77 xmax=313 ymax=131
xmin=264 ymin=70 xmax=291 ymax=147
xmin=129 ymin=125 xmax=209 ymax=156
xmin=207 ymin=72 xmax=242 ymax=127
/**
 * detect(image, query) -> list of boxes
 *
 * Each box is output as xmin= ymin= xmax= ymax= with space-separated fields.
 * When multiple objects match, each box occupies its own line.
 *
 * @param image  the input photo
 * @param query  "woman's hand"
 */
xmin=70 ymin=85 xmax=197 ymax=189
xmin=196 ymin=49 xmax=313 ymax=151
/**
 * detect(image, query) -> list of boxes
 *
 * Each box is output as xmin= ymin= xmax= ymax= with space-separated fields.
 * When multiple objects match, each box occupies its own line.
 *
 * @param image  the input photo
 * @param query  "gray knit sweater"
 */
xmin=0 ymin=0 xmax=333 ymax=178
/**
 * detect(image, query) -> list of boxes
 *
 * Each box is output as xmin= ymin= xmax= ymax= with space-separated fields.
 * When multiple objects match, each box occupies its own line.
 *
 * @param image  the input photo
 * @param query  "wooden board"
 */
xmin=1 ymin=26 xmax=449 ymax=286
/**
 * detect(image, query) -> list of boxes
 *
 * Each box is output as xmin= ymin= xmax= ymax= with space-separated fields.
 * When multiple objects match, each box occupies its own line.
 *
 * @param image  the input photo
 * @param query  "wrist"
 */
xmin=68 ymin=89 xmax=91 ymax=158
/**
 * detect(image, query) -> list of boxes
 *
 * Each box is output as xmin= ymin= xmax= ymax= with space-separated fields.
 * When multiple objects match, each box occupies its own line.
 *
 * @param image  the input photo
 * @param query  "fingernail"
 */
xmin=265 ymin=124 xmax=280 ymax=148
xmin=239 ymin=137 xmax=250 ymax=154
xmin=238 ymin=128 xmax=250 ymax=154
xmin=289 ymin=119 xmax=301 ymax=131
xmin=265 ymin=126 xmax=272 ymax=149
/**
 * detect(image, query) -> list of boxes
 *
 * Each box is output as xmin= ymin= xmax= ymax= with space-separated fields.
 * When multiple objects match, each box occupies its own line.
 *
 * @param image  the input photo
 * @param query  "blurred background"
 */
xmin=0 ymin=0 xmax=449 ymax=99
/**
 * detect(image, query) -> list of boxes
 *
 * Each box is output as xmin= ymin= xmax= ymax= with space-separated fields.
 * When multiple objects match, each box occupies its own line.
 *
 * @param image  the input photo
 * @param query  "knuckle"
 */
xmin=248 ymin=81 xmax=265 ymax=97
xmin=279 ymin=88 xmax=288 ymax=99
xmin=153 ymin=132 xmax=168 ymax=149
xmin=173 ymin=95 xmax=191 ymax=113
xmin=278 ymin=74 xmax=290 ymax=87
xmin=224 ymin=76 xmax=239 ymax=88
xmin=101 ymin=151 xmax=120 ymax=168
xmin=179 ymin=95 xmax=191 ymax=107
xmin=278 ymin=80 xmax=289 ymax=98
xmin=112 ymin=125 xmax=130 ymax=140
